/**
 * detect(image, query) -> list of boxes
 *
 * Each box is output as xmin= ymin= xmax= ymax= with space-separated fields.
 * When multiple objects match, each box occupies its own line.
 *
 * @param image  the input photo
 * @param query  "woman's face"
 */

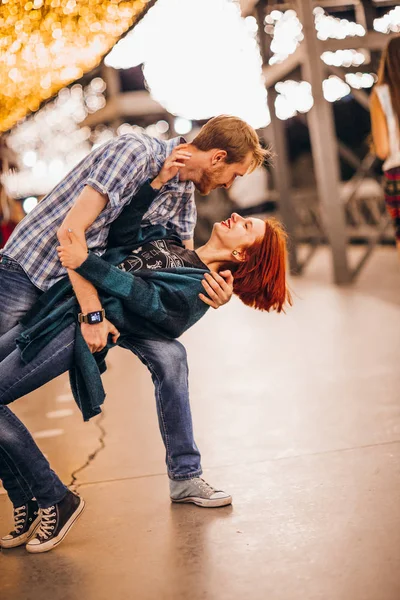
xmin=212 ymin=212 xmax=266 ymax=254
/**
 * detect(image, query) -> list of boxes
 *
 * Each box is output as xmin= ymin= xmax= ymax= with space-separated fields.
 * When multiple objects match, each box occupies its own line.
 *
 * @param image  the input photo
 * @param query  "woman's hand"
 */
xmin=57 ymin=229 xmax=88 ymax=269
xmin=151 ymin=145 xmax=192 ymax=189
xmin=199 ymin=270 xmax=234 ymax=309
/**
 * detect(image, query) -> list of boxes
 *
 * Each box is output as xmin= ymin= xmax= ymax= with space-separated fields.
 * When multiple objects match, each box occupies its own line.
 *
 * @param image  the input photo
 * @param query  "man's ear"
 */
xmin=211 ymin=150 xmax=227 ymax=166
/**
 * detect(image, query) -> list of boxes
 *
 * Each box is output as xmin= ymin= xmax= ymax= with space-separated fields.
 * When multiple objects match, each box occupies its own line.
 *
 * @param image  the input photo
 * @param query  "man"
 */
xmin=0 ymin=115 xmax=269 ymax=548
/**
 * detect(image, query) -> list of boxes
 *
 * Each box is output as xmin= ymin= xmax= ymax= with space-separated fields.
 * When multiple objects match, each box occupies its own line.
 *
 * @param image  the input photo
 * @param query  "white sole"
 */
xmin=171 ymin=495 xmax=232 ymax=508
xmin=0 ymin=515 xmax=42 ymax=549
xmin=26 ymin=498 xmax=85 ymax=554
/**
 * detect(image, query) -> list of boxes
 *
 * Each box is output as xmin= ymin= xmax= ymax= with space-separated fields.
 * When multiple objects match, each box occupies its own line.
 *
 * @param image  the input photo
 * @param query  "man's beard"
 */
xmin=194 ymin=165 xmax=224 ymax=196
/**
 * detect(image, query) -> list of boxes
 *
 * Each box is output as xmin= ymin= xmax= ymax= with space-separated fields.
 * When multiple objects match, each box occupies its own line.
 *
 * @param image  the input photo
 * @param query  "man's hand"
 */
xmin=81 ymin=318 xmax=120 ymax=353
xmin=199 ymin=270 xmax=234 ymax=309
xmin=151 ymin=145 xmax=192 ymax=189
xmin=57 ymin=229 xmax=88 ymax=270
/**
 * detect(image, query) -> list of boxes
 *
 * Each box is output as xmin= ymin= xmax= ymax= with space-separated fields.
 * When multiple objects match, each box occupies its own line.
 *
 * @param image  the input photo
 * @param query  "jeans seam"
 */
xmin=124 ymin=342 xmax=174 ymax=473
xmin=0 ymin=339 xmax=74 ymax=402
xmin=0 ymin=445 xmax=34 ymax=506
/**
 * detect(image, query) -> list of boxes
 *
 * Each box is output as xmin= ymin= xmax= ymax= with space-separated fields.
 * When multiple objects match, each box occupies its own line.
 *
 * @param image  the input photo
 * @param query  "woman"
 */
xmin=370 ymin=36 xmax=400 ymax=260
xmin=0 ymin=178 xmax=291 ymax=553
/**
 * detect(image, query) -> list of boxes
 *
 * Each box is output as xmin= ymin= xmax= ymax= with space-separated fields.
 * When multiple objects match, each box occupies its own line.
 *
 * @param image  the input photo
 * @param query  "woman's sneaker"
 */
xmin=0 ymin=499 xmax=41 ymax=549
xmin=26 ymin=490 xmax=85 ymax=554
xmin=170 ymin=477 xmax=232 ymax=508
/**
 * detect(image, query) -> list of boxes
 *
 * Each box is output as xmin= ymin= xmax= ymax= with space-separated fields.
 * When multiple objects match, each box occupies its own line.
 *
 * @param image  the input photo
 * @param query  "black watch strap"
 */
xmin=78 ymin=309 xmax=105 ymax=324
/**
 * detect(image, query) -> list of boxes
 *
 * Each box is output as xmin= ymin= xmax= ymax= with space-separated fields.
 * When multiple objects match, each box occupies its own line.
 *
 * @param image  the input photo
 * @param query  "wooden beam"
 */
xmin=262 ymin=46 xmax=304 ymax=87
xmin=256 ymin=3 xmax=301 ymax=274
xmin=81 ymin=91 xmax=165 ymax=127
xmin=321 ymin=31 xmax=398 ymax=51
xmin=296 ymin=0 xmax=351 ymax=284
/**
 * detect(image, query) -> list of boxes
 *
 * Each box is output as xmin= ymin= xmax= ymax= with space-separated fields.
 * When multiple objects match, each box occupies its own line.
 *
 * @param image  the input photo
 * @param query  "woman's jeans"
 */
xmin=0 ymin=257 xmax=202 ymax=508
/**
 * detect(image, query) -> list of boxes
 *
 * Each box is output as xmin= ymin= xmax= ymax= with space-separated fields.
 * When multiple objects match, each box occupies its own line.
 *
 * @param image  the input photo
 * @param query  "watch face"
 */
xmin=89 ymin=311 xmax=102 ymax=324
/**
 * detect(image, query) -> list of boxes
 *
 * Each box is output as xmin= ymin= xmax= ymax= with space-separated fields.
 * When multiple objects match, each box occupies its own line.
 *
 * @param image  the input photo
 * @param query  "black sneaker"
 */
xmin=26 ymin=490 xmax=85 ymax=554
xmin=0 ymin=499 xmax=41 ymax=549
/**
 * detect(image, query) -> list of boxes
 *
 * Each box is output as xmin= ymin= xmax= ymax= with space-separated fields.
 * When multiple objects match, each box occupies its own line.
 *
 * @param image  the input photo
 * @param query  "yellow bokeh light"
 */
xmin=0 ymin=0 xmax=149 ymax=132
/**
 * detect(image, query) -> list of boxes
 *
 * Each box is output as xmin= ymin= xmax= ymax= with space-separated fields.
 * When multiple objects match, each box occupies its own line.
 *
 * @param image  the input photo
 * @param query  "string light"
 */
xmin=275 ymin=80 xmax=314 ymax=120
xmin=313 ymin=6 xmax=365 ymax=40
xmin=274 ymin=75 xmax=352 ymax=121
xmin=266 ymin=10 xmax=303 ymax=65
xmin=0 ymin=0 xmax=150 ymax=132
xmin=322 ymin=75 xmax=351 ymax=102
xmin=321 ymin=49 xmax=366 ymax=68
xmin=345 ymin=72 xmax=376 ymax=90
xmin=373 ymin=6 xmax=400 ymax=34
xmin=3 ymin=81 xmax=108 ymax=197
xmin=266 ymin=7 xmax=366 ymax=66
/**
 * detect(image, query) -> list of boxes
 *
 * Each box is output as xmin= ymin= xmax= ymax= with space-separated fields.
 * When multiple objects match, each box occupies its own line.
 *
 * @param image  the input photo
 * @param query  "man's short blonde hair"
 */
xmin=192 ymin=115 xmax=271 ymax=173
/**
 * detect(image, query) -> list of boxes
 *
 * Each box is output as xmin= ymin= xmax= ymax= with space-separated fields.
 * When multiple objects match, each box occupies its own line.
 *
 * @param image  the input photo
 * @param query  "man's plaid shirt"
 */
xmin=2 ymin=133 xmax=196 ymax=291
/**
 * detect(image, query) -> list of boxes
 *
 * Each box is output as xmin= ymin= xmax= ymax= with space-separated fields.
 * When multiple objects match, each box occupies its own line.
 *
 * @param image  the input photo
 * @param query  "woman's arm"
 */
xmin=56 ymin=148 xmax=191 ymax=350
xmin=56 ymin=232 xmax=195 ymax=326
xmin=370 ymin=90 xmax=390 ymax=161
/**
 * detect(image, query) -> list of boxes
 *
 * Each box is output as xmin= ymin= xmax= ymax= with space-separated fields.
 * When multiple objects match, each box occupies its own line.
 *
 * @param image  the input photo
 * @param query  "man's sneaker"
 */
xmin=0 ymin=499 xmax=41 ymax=549
xmin=26 ymin=490 xmax=85 ymax=554
xmin=170 ymin=477 xmax=232 ymax=508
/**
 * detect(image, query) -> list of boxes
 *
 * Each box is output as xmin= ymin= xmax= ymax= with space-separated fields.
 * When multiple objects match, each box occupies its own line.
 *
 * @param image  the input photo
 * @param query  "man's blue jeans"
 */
xmin=0 ymin=256 xmax=202 ymax=507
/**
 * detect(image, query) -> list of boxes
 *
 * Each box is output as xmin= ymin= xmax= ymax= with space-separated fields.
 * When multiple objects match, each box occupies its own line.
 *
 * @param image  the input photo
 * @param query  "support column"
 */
xmin=256 ymin=3 xmax=300 ymax=275
xmin=296 ymin=0 xmax=351 ymax=284
xmin=101 ymin=65 xmax=122 ymax=132
xmin=266 ymin=89 xmax=300 ymax=274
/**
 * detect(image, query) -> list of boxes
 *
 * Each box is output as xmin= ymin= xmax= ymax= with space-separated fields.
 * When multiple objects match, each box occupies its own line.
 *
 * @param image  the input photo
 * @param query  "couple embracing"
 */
xmin=0 ymin=115 xmax=291 ymax=553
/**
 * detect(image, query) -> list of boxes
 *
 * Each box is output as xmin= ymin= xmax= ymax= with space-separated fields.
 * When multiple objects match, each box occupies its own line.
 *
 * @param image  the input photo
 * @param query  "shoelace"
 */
xmin=195 ymin=478 xmax=217 ymax=497
xmin=12 ymin=506 xmax=27 ymax=533
xmin=36 ymin=506 xmax=57 ymax=540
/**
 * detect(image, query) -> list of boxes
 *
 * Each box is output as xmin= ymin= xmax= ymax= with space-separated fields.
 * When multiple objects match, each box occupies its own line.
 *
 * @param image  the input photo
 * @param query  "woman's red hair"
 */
xmin=232 ymin=218 xmax=292 ymax=312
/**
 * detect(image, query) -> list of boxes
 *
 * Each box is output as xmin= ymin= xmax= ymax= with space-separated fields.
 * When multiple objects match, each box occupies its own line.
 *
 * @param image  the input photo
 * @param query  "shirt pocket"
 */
xmin=143 ymin=193 xmax=178 ymax=224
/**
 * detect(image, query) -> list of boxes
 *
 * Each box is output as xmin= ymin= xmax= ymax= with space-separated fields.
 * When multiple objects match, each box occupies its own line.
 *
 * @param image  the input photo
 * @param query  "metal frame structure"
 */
xmin=253 ymin=0 xmax=399 ymax=283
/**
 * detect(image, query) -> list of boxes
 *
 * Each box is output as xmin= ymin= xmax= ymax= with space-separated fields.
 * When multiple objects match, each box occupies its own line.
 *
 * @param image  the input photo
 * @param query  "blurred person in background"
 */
xmin=0 ymin=186 xmax=25 ymax=247
xmin=370 ymin=36 xmax=400 ymax=261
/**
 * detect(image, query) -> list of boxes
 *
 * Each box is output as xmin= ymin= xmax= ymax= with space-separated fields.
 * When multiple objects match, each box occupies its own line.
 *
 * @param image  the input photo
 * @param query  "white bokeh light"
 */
xmin=274 ymin=75 xmax=352 ymax=120
xmin=373 ymin=6 xmax=400 ymax=34
xmin=314 ymin=6 xmax=365 ymax=40
xmin=22 ymin=151 xmax=37 ymax=167
xmin=321 ymin=49 xmax=366 ymax=68
xmin=174 ymin=117 xmax=192 ymax=135
xmin=322 ymin=75 xmax=351 ymax=102
xmin=267 ymin=9 xmax=303 ymax=65
xmin=22 ymin=196 xmax=38 ymax=213
xmin=345 ymin=72 xmax=376 ymax=90
xmin=275 ymin=80 xmax=314 ymax=120
xmin=105 ymin=0 xmax=270 ymax=129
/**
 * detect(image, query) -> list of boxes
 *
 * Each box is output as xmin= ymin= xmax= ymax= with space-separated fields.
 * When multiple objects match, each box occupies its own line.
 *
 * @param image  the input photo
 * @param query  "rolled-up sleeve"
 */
xmin=86 ymin=135 xmax=148 ymax=209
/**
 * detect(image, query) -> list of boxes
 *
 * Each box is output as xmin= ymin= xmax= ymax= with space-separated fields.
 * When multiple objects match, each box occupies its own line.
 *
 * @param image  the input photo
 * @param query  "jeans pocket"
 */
xmin=0 ymin=256 xmax=24 ymax=273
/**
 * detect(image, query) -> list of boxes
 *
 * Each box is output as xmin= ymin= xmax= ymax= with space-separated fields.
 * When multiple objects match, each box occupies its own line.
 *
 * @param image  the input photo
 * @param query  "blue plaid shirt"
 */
xmin=2 ymin=133 xmax=196 ymax=291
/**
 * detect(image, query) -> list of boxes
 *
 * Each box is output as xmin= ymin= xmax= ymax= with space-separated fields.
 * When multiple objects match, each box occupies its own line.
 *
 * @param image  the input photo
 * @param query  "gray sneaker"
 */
xmin=170 ymin=477 xmax=232 ymax=508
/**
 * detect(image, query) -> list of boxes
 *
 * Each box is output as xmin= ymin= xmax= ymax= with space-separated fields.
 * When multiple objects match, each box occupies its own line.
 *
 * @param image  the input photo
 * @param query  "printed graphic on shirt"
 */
xmin=118 ymin=239 xmax=204 ymax=273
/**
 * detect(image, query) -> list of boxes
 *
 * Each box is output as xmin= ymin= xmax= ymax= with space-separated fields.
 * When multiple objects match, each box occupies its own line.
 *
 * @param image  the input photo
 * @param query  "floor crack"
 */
xmin=69 ymin=411 xmax=107 ymax=489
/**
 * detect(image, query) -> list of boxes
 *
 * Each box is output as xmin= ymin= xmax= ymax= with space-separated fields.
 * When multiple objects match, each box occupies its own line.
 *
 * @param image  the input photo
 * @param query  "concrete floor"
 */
xmin=0 ymin=246 xmax=399 ymax=600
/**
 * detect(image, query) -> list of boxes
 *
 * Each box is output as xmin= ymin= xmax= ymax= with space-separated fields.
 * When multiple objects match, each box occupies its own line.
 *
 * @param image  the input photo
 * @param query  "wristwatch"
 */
xmin=78 ymin=309 xmax=105 ymax=325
